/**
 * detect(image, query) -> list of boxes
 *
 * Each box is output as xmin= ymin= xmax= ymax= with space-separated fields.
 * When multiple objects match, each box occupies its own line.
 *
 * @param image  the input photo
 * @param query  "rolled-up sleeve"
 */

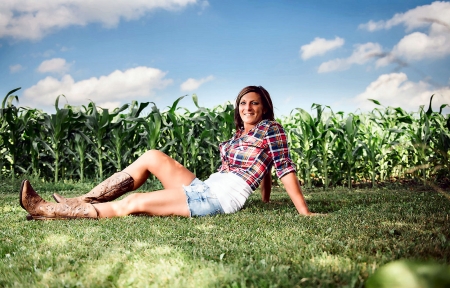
xmin=266 ymin=122 xmax=297 ymax=178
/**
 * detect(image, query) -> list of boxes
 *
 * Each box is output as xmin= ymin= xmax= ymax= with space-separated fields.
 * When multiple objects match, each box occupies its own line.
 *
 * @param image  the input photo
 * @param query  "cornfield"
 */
xmin=1 ymin=88 xmax=449 ymax=188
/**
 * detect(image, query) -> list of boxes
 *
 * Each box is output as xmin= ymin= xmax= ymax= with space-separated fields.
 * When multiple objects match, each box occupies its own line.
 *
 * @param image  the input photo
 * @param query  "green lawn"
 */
xmin=0 ymin=180 xmax=449 ymax=287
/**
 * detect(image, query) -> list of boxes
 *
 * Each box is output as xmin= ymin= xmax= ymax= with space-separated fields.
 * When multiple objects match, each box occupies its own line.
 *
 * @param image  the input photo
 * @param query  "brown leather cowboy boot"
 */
xmin=20 ymin=180 xmax=98 ymax=220
xmin=52 ymin=171 xmax=134 ymax=205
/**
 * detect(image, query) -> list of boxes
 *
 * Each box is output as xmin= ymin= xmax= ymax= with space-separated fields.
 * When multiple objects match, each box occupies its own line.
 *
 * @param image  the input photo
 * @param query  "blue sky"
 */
xmin=1 ymin=0 xmax=449 ymax=117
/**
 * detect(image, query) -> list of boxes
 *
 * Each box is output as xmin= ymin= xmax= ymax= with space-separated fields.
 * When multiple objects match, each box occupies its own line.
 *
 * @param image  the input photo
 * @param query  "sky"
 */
xmin=1 ymin=0 xmax=450 ymax=117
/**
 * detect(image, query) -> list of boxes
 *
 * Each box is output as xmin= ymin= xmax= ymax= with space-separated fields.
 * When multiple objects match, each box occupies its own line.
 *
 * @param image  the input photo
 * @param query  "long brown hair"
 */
xmin=233 ymin=86 xmax=275 ymax=130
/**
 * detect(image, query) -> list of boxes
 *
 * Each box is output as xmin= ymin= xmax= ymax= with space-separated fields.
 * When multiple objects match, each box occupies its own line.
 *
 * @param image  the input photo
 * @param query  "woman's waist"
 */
xmin=212 ymin=170 xmax=261 ymax=191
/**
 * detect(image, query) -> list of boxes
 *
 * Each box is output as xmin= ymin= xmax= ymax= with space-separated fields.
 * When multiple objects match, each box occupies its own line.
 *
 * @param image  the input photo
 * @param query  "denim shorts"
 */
xmin=183 ymin=178 xmax=225 ymax=217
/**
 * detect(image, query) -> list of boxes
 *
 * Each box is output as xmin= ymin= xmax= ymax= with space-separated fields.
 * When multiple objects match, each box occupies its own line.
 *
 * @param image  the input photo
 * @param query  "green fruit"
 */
xmin=366 ymin=260 xmax=450 ymax=288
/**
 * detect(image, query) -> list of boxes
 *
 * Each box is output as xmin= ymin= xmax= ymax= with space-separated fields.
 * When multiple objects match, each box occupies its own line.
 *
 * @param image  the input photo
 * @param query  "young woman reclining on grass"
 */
xmin=20 ymin=85 xmax=317 ymax=220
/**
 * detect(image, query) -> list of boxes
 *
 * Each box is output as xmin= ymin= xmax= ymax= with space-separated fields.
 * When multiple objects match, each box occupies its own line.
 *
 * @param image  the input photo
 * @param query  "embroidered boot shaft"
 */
xmin=53 ymin=172 xmax=134 ymax=205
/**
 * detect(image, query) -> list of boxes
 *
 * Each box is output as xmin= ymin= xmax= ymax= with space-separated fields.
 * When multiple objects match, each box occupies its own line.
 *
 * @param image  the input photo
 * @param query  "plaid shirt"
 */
xmin=218 ymin=120 xmax=296 ymax=190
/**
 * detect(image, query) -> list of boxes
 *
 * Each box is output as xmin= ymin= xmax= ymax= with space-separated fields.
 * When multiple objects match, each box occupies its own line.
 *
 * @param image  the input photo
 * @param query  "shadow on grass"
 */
xmin=244 ymin=192 xmax=376 ymax=214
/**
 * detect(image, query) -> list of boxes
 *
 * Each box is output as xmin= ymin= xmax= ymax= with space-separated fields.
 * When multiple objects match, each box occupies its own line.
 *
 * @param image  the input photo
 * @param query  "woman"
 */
xmin=20 ymin=86 xmax=315 ymax=220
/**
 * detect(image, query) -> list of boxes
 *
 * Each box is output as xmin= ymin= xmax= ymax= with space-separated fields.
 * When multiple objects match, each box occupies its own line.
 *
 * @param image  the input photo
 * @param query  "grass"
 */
xmin=0 ymin=179 xmax=449 ymax=287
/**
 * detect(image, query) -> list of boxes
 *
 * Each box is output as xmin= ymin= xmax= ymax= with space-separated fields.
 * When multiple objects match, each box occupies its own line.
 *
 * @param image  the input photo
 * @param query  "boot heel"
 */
xmin=19 ymin=180 xmax=27 ymax=211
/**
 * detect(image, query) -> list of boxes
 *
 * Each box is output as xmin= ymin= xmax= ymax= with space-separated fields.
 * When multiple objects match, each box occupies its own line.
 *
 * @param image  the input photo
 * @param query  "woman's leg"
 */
xmin=123 ymin=149 xmax=196 ymax=190
xmin=53 ymin=149 xmax=196 ymax=204
xmin=20 ymin=180 xmax=189 ymax=220
xmin=91 ymin=150 xmax=195 ymax=218
xmin=21 ymin=151 xmax=195 ymax=220
xmin=93 ymin=188 xmax=190 ymax=218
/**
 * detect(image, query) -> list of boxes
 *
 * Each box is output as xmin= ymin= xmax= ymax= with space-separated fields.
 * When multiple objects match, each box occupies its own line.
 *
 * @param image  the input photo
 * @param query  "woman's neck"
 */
xmin=242 ymin=125 xmax=255 ymax=135
xmin=242 ymin=120 xmax=264 ymax=134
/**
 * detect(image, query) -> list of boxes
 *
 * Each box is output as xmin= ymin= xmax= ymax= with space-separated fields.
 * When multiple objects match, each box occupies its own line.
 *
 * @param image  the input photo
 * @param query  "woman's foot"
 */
xmin=19 ymin=180 xmax=98 ymax=220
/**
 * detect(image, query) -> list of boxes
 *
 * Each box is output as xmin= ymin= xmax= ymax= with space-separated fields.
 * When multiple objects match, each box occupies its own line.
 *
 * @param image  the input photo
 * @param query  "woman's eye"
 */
xmin=240 ymin=102 xmax=246 ymax=105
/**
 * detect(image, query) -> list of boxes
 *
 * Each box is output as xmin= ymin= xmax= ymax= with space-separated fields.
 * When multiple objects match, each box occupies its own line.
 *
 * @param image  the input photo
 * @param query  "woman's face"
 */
xmin=239 ymin=92 xmax=265 ymax=128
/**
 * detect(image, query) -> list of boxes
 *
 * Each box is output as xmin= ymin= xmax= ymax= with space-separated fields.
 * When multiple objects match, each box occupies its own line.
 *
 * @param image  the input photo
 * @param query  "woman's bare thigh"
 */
xmin=123 ymin=150 xmax=196 ymax=190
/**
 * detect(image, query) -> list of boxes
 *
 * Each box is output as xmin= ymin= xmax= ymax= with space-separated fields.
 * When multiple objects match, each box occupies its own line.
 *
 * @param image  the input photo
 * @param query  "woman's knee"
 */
xmin=143 ymin=149 xmax=160 ymax=159
xmin=117 ymin=193 xmax=142 ymax=214
xmin=143 ymin=150 xmax=167 ymax=161
xmin=142 ymin=150 xmax=170 ymax=169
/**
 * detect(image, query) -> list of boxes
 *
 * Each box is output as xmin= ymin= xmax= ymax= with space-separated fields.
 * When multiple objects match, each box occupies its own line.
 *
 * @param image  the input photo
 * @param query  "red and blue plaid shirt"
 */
xmin=218 ymin=120 xmax=296 ymax=190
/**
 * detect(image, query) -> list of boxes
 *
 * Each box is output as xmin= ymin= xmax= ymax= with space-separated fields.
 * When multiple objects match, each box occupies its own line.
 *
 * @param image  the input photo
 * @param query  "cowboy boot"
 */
xmin=52 ymin=171 xmax=134 ymax=205
xmin=20 ymin=180 xmax=98 ymax=220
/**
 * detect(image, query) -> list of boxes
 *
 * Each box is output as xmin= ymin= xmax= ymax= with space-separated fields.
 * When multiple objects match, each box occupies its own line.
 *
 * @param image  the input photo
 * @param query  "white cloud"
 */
xmin=180 ymin=75 xmax=214 ymax=91
xmin=394 ymin=31 xmax=450 ymax=61
xmin=37 ymin=58 xmax=71 ymax=74
xmin=96 ymin=101 xmax=122 ymax=111
xmin=359 ymin=1 xmax=450 ymax=65
xmin=9 ymin=64 xmax=24 ymax=73
xmin=23 ymin=66 xmax=173 ymax=106
xmin=300 ymin=37 xmax=345 ymax=60
xmin=358 ymin=20 xmax=383 ymax=32
xmin=354 ymin=72 xmax=450 ymax=112
xmin=376 ymin=30 xmax=450 ymax=67
xmin=318 ymin=42 xmax=382 ymax=73
xmin=0 ymin=0 xmax=199 ymax=40
xmin=359 ymin=1 xmax=450 ymax=32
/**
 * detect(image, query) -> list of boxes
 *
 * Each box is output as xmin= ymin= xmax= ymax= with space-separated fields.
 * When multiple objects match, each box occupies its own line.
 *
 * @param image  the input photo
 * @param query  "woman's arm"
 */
xmin=280 ymin=172 xmax=311 ymax=215
xmin=260 ymin=170 xmax=272 ymax=203
xmin=263 ymin=122 xmax=316 ymax=215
